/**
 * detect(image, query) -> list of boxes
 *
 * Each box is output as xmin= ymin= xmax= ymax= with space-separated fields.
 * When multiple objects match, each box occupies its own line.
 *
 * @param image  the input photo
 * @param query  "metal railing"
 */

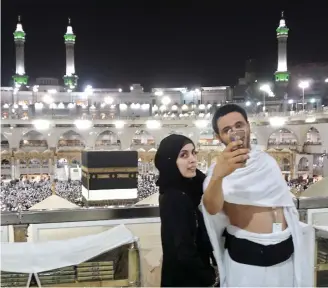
xmin=1 ymin=205 xmax=160 ymax=226
xmin=0 ymin=205 xmax=161 ymax=287
xmin=2 ymin=108 xmax=328 ymax=122
xmin=1 ymin=197 xmax=328 ymax=287
xmin=2 ymin=196 xmax=328 ymax=226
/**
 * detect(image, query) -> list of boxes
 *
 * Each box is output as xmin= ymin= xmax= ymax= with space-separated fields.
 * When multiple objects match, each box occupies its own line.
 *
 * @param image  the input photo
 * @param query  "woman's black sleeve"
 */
xmin=162 ymin=192 xmax=214 ymax=284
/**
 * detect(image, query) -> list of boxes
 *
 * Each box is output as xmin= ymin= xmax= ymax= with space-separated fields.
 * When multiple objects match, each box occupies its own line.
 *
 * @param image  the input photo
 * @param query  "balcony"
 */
xmin=303 ymin=143 xmax=324 ymax=154
xmin=268 ymin=142 xmax=298 ymax=151
xmin=1 ymin=165 xmax=11 ymax=175
xmin=298 ymin=165 xmax=310 ymax=171
xmin=1 ymin=108 xmax=328 ymax=124
xmin=1 ymin=206 xmax=160 ymax=287
xmin=1 ymin=198 xmax=328 ymax=287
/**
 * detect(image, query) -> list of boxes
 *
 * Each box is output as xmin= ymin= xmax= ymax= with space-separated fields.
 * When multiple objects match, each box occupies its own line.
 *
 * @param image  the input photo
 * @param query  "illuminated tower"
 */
xmin=13 ymin=16 xmax=28 ymax=86
xmin=274 ymin=12 xmax=289 ymax=83
xmin=63 ymin=18 xmax=78 ymax=90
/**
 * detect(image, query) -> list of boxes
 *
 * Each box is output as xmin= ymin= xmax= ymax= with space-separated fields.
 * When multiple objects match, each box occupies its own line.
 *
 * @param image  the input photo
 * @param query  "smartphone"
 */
xmin=229 ymin=129 xmax=246 ymax=146
xmin=229 ymin=129 xmax=248 ymax=163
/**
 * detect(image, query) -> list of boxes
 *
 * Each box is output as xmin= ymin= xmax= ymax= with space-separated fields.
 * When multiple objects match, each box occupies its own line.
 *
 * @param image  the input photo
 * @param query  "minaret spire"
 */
xmin=12 ymin=15 xmax=28 ymax=87
xmin=63 ymin=17 xmax=78 ymax=90
xmin=274 ymin=11 xmax=289 ymax=83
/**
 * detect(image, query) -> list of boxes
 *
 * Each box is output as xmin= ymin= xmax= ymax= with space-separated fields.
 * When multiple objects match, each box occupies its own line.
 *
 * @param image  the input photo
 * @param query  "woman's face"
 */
xmin=176 ymin=143 xmax=197 ymax=178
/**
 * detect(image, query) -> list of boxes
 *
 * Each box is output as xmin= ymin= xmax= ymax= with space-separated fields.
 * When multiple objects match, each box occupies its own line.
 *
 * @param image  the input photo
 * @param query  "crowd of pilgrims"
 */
xmin=0 ymin=173 xmax=159 ymax=212
xmin=0 ymin=172 xmax=316 ymax=212
xmin=285 ymin=174 xmax=321 ymax=195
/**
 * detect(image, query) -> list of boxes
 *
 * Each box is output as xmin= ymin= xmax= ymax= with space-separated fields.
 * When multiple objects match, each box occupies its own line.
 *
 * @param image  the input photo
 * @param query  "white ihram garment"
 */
xmin=224 ymin=225 xmax=294 ymax=287
xmin=200 ymin=146 xmax=314 ymax=287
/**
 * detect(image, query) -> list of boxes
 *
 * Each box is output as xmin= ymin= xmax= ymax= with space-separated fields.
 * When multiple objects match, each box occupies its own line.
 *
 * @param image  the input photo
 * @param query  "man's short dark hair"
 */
xmin=212 ymin=104 xmax=248 ymax=134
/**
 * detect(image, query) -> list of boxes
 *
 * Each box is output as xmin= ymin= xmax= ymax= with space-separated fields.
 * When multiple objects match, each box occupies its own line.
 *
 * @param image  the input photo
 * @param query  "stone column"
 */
xmin=48 ymin=158 xmax=53 ymax=175
xmin=128 ymin=242 xmax=140 ymax=287
xmin=323 ymin=157 xmax=328 ymax=177
xmin=13 ymin=224 xmax=29 ymax=242
xmin=11 ymin=156 xmax=15 ymax=179
xmin=15 ymin=159 xmax=20 ymax=179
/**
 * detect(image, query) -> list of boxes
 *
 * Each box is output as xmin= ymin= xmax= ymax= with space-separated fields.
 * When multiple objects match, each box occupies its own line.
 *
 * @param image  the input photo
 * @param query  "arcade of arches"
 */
xmin=1 ymin=124 xmax=328 ymax=179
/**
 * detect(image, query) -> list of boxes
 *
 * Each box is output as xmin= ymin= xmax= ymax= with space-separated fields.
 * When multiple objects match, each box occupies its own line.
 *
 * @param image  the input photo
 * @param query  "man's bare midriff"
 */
xmin=224 ymin=202 xmax=288 ymax=234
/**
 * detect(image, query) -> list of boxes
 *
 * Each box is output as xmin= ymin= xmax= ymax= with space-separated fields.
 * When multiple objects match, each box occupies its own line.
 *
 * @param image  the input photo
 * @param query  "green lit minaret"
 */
xmin=274 ymin=11 xmax=290 ymax=83
xmin=13 ymin=16 xmax=28 ymax=86
xmin=63 ymin=18 xmax=78 ymax=90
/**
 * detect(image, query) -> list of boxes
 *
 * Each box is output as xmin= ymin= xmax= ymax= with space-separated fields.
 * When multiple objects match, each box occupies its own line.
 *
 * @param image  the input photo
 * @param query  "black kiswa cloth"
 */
xmin=82 ymin=150 xmax=138 ymax=169
xmin=87 ymin=175 xmax=137 ymax=190
xmin=81 ymin=150 xmax=138 ymax=191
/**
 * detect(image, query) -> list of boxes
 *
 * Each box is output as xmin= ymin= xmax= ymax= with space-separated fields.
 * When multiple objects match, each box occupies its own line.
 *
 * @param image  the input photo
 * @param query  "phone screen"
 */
xmin=228 ymin=129 xmax=248 ymax=149
xmin=228 ymin=129 xmax=248 ymax=164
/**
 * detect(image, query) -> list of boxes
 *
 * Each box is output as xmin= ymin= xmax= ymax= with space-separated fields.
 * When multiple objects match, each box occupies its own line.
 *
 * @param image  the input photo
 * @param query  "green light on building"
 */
xmin=12 ymin=75 xmax=28 ymax=86
xmin=63 ymin=75 xmax=78 ymax=89
xmin=275 ymin=71 xmax=289 ymax=82
xmin=276 ymin=27 xmax=289 ymax=36
xmin=64 ymin=34 xmax=76 ymax=42
xmin=14 ymin=31 xmax=25 ymax=40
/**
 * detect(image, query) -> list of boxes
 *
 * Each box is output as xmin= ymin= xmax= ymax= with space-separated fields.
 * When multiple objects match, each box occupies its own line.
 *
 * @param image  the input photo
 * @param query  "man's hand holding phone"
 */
xmin=213 ymin=141 xmax=250 ymax=179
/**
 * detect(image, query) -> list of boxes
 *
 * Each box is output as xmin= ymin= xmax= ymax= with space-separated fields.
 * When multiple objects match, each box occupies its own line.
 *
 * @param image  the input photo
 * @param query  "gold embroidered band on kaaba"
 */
xmin=81 ymin=166 xmax=138 ymax=173
xmin=95 ymin=173 xmax=136 ymax=179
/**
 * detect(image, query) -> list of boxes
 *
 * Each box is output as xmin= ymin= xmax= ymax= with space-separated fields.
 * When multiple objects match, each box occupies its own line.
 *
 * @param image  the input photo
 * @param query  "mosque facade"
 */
xmin=1 ymin=14 xmax=328 ymax=181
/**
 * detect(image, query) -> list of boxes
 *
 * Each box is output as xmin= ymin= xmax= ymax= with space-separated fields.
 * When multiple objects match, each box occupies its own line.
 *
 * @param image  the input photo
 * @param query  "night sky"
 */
xmin=1 ymin=0 xmax=328 ymax=90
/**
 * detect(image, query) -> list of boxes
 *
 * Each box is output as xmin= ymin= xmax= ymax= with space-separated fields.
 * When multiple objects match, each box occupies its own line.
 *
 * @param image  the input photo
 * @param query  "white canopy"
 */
xmin=301 ymin=178 xmax=328 ymax=197
xmin=135 ymin=192 xmax=159 ymax=206
xmin=2 ymin=225 xmax=137 ymax=273
xmin=30 ymin=195 xmax=79 ymax=210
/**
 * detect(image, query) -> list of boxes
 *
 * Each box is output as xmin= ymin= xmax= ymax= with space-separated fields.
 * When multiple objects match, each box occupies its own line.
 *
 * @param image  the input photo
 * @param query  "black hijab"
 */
xmin=154 ymin=134 xmax=205 ymax=208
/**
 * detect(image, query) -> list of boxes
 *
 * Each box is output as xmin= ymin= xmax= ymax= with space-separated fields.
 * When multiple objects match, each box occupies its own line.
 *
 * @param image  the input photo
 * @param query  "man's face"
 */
xmin=216 ymin=112 xmax=250 ymax=147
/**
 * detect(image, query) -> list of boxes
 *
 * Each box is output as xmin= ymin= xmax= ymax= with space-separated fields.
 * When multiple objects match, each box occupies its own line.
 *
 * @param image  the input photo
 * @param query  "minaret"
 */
xmin=63 ymin=18 xmax=78 ymax=90
xmin=274 ymin=12 xmax=289 ymax=83
xmin=12 ymin=16 xmax=28 ymax=86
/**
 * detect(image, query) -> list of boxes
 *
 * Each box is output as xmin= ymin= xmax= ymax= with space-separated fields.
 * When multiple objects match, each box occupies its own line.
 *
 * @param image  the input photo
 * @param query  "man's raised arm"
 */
xmin=203 ymin=163 xmax=224 ymax=215
xmin=203 ymin=141 xmax=250 ymax=215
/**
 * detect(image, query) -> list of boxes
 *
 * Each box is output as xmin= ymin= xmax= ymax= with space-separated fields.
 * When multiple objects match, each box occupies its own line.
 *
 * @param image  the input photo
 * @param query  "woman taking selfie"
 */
xmin=155 ymin=134 xmax=216 ymax=287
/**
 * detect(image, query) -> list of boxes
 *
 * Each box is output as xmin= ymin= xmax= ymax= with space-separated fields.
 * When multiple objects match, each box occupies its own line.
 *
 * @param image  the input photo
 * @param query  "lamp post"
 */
xmin=84 ymin=85 xmax=93 ymax=114
xmin=259 ymin=84 xmax=272 ymax=113
xmin=288 ymin=99 xmax=294 ymax=111
xmin=298 ymin=80 xmax=310 ymax=112
xmin=32 ymin=85 xmax=39 ymax=103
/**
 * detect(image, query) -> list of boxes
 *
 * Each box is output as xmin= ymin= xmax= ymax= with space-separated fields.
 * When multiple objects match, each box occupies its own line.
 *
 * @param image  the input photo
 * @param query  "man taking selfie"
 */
xmin=201 ymin=104 xmax=313 ymax=287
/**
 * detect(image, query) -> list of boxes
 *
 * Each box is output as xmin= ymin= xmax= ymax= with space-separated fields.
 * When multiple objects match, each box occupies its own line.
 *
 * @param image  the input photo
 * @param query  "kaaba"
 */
xmin=81 ymin=151 xmax=138 ymax=203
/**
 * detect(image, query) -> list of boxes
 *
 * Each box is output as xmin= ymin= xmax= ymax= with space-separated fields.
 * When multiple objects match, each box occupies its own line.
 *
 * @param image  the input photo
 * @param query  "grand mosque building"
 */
xmin=1 ymin=12 xmax=328 ymax=288
xmin=1 ymin=13 xmax=328 ymax=181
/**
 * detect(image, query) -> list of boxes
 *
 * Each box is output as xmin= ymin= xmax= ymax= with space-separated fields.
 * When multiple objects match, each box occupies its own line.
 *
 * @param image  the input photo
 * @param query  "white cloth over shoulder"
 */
xmin=1 ymin=224 xmax=138 ymax=273
xmin=201 ymin=146 xmax=314 ymax=287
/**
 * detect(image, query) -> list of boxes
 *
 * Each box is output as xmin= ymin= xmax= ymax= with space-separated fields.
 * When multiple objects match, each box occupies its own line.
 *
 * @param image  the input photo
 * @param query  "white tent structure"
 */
xmin=135 ymin=192 xmax=159 ymax=206
xmin=301 ymin=178 xmax=328 ymax=197
xmin=29 ymin=194 xmax=79 ymax=210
